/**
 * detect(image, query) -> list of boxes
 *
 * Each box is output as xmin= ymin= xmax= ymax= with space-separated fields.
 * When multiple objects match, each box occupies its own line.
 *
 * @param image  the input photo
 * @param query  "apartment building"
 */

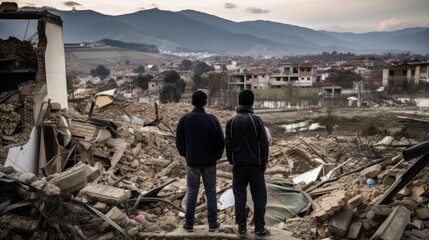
xmin=269 ymin=62 xmax=319 ymax=88
xmin=382 ymin=62 xmax=429 ymax=88
xmin=227 ymin=67 xmax=270 ymax=90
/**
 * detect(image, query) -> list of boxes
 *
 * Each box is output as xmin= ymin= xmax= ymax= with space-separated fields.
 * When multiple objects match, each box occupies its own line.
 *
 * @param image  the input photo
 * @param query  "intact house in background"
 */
xmin=228 ymin=62 xmax=321 ymax=91
xmin=0 ymin=8 xmax=68 ymax=172
xmin=227 ymin=67 xmax=271 ymax=90
xmin=382 ymin=61 xmax=429 ymax=91
xmin=269 ymin=62 xmax=320 ymax=88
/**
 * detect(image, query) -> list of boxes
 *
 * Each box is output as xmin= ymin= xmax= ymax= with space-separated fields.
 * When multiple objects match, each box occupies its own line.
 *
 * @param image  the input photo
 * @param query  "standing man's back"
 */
xmin=225 ymin=89 xmax=270 ymax=239
xmin=176 ymin=90 xmax=224 ymax=232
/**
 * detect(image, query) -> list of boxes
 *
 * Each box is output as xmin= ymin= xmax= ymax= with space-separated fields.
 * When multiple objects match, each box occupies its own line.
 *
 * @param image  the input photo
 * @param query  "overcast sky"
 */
xmin=15 ymin=0 xmax=429 ymax=33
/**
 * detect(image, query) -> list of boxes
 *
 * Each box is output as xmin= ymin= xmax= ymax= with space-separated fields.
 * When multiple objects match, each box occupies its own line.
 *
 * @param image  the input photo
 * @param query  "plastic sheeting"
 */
xmin=247 ymin=178 xmax=312 ymax=226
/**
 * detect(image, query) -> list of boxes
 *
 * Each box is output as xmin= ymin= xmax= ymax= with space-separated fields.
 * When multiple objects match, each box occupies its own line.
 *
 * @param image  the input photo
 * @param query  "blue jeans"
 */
xmin=185 ymin=165 xmax=218 ymax=228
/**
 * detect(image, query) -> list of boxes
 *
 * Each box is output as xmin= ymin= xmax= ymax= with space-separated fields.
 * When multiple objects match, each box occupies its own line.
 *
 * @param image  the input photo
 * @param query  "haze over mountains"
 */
xmin=1 ymin=7 xmax=428 ymax=56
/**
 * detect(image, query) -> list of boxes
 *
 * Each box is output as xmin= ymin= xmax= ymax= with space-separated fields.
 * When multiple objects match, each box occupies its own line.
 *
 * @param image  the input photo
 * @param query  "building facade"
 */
xmin=382 ymin=62 xmax=429 ymax=88
xmin=228 ymin=67 xmax=270 ymax=90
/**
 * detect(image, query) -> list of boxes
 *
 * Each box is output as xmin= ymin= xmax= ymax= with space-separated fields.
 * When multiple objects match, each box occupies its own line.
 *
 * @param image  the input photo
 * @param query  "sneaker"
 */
xmin=255 ymin=228 xmax=270 ymax=239
xmin=183 ymin=224 xmax=193 ymax=232
xmin=238 ymin=226 xmax=247 ymax=238
xmin=209 ymin=222 xmax=220 ymax=232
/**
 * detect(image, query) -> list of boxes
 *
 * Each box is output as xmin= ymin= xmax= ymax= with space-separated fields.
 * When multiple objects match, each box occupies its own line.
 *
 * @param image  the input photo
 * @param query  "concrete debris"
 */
xmin=370 ymin=206 xmax=410 ymax=240
xmin=80 ymin=184 xmax=131 ymax=205
xmin=1 ymin=98 xmax=429 ymax=239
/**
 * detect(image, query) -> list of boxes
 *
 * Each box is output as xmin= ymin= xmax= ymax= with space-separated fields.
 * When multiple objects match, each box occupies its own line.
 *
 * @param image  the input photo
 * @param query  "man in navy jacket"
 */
xmin=176 ymin=90 xmax=224 ymax=232
xmin=225 ymin=89 xmax=270 ymax=238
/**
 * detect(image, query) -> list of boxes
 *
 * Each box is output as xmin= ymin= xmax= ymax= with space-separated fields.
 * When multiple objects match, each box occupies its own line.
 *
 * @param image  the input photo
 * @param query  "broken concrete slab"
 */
xmin=48 ymin=162 xmax=99 ymax=193
xmin=360 ymin=164 xmax=382 ymax=179
xmin=347 ymin=221 xmax=362 ymax=239
xmin=370 ymin=205 xmax=410 ymax=240
xmin=80 ymin=184 xmax=131 ymax=205
xmin=50 ymin=167 xmax=86 ymax=193
xmin=106 ymin=138 xmax=128 ymax=170
xmin=328 ymin=203 xmax=353 ymax=237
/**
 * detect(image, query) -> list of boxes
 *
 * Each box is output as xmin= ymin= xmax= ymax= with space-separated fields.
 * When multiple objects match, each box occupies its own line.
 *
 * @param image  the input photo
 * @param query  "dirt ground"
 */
xmin=257 ymin=107 xmax=424 ymax=141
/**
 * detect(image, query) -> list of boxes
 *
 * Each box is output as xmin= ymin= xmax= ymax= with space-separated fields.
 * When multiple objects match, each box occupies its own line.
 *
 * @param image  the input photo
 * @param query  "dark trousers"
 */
xmin=233 ymin=166 xmax=267 ymax=231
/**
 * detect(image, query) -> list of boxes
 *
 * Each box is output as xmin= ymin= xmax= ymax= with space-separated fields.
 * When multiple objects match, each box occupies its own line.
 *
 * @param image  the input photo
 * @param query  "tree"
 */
xmin=192 ymin=74 xmax=206 ymax=91
xmin=159 ymin=71 xmax=186 ymax=103
xmin=175 ymin=78 xmax=186 ymax=94
xmin=134 ymin=65 xmax=145 ymax=74
xmin=163 ymin=71 xmax=181 ymax=84
xmin=194 ymin=61 xmax=214 ymax=76
xmin=90 ymin=65 xmax=110 ymax=80
xmin=180 ymin=59 xmax=192 ymax=71
xmin=159 ymin=83 xmax=181 ymax=103
xmin=205 ymin=72 xmax=228 ymax=105
xmin=133 ymin=74 xmax=149 ymax=90
xmin=151 ymin=65 xmax=159 ymax=72
xmin=324 ymin=70 xmax=360 ymax=88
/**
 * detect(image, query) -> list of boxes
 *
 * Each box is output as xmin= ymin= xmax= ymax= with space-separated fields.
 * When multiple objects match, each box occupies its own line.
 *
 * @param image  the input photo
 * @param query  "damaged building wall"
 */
xmin=0 ymin=10 xmax=68 ymax=167
xmin=44 ymin=21 xmax=67 ymax=110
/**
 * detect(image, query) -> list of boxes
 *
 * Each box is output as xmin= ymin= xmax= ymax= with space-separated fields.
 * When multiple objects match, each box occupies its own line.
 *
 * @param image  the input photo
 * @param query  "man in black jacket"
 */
xmin=225 ymin=89 xmax=270 ymax=238
xmin=176 ymin=90 xmax=224 ymax=232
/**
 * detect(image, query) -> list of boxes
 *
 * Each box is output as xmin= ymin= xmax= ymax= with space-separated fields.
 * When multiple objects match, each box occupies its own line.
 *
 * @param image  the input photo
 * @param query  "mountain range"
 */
xmin=1 ymin=7 xmax=428 ymax=56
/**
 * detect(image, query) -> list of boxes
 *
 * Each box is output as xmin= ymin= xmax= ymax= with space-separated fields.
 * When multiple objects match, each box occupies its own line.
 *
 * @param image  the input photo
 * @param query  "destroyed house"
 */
xmin=0 ymin=8 xmax=68 ymax=166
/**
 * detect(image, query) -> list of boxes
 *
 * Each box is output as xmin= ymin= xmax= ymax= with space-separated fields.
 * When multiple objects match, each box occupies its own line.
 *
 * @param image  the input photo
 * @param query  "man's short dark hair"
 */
xmin=238 ymin=89 xmax=254 ymax=106
xmin=192 ymin=90 xmax=207 ymax=107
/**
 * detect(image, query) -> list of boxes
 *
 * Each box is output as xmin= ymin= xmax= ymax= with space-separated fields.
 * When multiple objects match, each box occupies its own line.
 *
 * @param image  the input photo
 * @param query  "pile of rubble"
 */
xmin=1 ymin=99 xmax=429 ymax=239
xmin=0 ymin=37 xmax=37 ymax=71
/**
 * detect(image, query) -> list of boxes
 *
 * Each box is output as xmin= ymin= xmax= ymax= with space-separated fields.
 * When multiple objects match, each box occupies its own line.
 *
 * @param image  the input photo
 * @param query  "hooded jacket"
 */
xmin=176 ymin=107 xmax=225 ymax=167
xmin=225 ymin=106 xmax=269 ymax=167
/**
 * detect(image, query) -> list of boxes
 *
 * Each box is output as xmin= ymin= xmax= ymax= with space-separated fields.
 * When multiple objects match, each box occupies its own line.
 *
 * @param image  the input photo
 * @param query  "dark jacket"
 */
xmin=225 ymin=106 xmax=269 ymax=167
xmin=176 ymin=107 xmax=225 ymax=167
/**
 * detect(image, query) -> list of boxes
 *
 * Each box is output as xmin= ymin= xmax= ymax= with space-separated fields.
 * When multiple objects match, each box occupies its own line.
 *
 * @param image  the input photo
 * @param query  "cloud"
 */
xmin=376 ymin=17 xmax=405 ymax=31
xmin=63 ymin=1 xmax=81 ymax=7
xmin=224 ymin=3 xmax=237 ymax=9
xmin=246 ymin=7 xmax=270 ymax=14
xmin=150 ymin=4 xmax=158 ymax=8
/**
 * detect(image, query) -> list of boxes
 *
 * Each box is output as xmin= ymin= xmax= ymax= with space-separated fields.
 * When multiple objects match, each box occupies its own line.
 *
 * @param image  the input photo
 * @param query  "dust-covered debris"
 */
xmin=1 ymin=99 xmax=429 ymax=239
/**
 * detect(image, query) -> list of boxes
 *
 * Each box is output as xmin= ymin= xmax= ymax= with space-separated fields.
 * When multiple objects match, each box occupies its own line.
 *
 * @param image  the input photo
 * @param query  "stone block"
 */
xmin=416 ymin=208 xmax=429 ymax=220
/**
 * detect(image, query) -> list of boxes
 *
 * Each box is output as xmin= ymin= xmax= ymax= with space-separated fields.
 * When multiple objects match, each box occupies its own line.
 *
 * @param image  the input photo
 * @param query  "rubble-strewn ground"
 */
xmin=1 ymin=101 xmax=429 ymax=239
